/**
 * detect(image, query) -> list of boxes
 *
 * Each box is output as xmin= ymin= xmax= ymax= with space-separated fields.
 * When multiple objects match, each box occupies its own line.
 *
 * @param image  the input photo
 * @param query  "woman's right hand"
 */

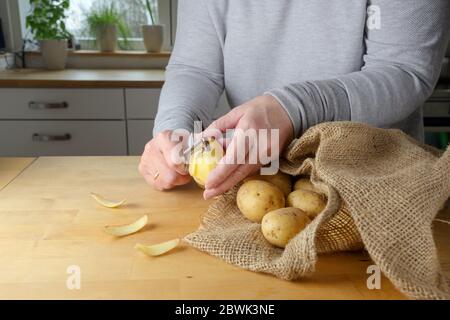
xmin=139 ymin=130 xmax=192 ymax=191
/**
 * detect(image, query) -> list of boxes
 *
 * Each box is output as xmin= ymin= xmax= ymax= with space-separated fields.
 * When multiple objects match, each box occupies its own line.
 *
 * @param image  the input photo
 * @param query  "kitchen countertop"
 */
xmin=0 ymin=69 xmax=165 ymax=88
xmin=0 ymin=158 xmax=36 ymax=190
xmin=0 ymin=156 xmax=449 ymax=300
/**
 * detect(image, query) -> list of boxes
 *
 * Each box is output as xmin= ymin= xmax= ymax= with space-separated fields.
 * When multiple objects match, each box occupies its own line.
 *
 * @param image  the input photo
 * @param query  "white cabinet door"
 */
xmin=125 ymin=89 xmax=160 ymax=119
xmin=0 ymin=88 xmax=125 ymax=119
xmin=126 ymin=89 xmax=230 ymax=121
xmin=0 ymin=121 xmax=127 ymax=157
xmin=127 ymin=120 xmax=154 ymax=156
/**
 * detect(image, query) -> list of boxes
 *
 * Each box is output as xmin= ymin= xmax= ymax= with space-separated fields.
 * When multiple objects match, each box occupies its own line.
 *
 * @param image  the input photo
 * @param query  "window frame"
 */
xmin=0 ymin=0 xmax=27 ymax=52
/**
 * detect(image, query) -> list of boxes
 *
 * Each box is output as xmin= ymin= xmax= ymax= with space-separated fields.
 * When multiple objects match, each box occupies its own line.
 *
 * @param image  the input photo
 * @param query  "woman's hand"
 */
xmin=139 ymin=130 xmax=192 ymax=191
xmin=203 ymin=95 xmax=294 ymax=199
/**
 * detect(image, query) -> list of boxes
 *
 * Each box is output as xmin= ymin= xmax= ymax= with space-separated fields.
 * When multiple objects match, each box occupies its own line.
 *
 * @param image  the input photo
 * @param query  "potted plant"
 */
xmin=86 ymin=3 xmax=130 ymax=52
xmin=142 ymin=0 xmax=164 ymax=52
xmin=26 ymin=0 xmax=71 ymax=70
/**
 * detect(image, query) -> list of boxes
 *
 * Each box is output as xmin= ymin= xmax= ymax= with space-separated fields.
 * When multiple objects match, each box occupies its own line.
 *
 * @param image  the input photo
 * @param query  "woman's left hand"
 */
xmin=203 ymin=95 xmax=294 ymax=199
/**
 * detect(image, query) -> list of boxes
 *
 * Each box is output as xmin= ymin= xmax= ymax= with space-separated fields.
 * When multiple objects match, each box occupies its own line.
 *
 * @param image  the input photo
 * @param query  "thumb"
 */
xmin=159 ymin=131 xmax=190 ymax=176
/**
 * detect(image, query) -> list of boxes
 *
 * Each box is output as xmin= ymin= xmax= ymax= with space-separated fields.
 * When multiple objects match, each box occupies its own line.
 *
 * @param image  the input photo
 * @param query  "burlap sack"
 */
xmin=185 ymin=122 xmax=450 ymax=300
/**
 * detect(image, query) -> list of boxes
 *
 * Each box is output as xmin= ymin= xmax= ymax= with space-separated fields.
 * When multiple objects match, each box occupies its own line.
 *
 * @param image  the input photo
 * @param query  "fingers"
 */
xmin=139 ymin=132 xmax=192 ymax=191
xmin=159 ymin=137 xmax=189 ymax=176
xmin=157 ymin=151 xmax=191 ymax=187
xmin=206 ymin=116 xmax=259 ymax=189
xmin=140 ymin=151 xmax=191 ymax=191
xmin=204 ymin=126 xmax=251 ymax=190
xmin=204 ymin=164 xmax=261 ymax=199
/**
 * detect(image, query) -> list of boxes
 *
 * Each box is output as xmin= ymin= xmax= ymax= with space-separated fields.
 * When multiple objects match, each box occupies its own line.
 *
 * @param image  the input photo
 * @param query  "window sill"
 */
xmin=27 ymin=50 xmax=171 ymax=58
xmin=23 ymin=50 xmax=171 ymax=69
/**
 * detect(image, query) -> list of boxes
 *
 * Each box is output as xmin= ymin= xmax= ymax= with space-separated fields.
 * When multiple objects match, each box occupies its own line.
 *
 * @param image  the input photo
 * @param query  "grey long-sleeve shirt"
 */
xmin=154 ymin=0 xmax=450 ymax=141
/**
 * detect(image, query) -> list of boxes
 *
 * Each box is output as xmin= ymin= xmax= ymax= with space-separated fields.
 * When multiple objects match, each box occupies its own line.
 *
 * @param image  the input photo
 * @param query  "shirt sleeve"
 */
xmin=153 ymin=0 xmax=224 ymax=135
xmin=266 ymin=0 xmax=450 ymax=137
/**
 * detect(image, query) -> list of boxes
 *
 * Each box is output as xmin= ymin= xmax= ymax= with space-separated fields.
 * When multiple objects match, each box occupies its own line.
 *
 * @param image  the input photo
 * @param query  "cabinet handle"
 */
xmin=32 ymin=133 xmax=72 ymax=142
xmin=29 ymin=101 xmax=69 ymax=110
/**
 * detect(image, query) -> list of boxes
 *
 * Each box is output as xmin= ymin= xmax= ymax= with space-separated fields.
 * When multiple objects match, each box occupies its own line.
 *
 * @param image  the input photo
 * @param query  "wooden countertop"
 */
xmin=0 ymin=156 xmax=449 ymax=300
xmin=0 ymin=69 xmax=165 ymax=88
xmin=0 ymin=158 xmax=36 ymax=190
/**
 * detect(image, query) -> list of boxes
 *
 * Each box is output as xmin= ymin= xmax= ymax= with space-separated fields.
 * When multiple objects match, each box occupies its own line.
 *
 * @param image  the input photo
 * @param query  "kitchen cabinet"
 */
xmin=125 ymin=89 xmax=160 ymax=119
xmin=0 ymin=120 xmax=127 ymax=156
xmin=127 ymin=120 xmax=154 ymax=155
xmin=0 ymin=86 xmax=231 ymax=157
xmin=0 ymin=88 xmax=125 ymax=119
xmin=0 ymin=88 xmax=127 ymax=157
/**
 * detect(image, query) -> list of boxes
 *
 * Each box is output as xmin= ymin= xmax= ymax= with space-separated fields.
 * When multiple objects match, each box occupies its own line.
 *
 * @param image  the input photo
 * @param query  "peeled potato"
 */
xmin=287 ymin=189 xmax=327 ymax=219
xmin=245 ymin=172 xmax=292 ymax=197
xmin=261 ymin=208 xmax=311 ymax=248
xmin=237 ymin=180 xmax=285 ymax=223
xmin=189 ymin=138 xmax=224 ymax=188
xmin=293 ymin=178 xmax=322 ymax=194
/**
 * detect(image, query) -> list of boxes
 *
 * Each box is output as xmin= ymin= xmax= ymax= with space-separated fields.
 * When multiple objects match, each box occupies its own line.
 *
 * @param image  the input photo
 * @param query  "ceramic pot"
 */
xmin=143 ymin=25 xmax=164 ymax=52
xmin=40 ymin=39 xmax=68 ymax=70
xmin=97 ymin=24 xmax=118 ymax=52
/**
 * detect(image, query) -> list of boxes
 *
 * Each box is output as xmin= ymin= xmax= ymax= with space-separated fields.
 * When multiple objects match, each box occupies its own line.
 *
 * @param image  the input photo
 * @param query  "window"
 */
xmin=67 ymin=0 xmax=163 ymax=50
xmin=16 ymin=0 xmax=176 ymax=51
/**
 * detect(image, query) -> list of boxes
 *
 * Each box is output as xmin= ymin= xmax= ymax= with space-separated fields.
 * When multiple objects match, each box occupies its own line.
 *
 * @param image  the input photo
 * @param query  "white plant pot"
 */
xmin=40 ymin=39 xmax=68 ymax=70
xmin=143 ymin=25 xmax=164 ymax=53
xmin=97 ymin=24 xmax=118 ymax=52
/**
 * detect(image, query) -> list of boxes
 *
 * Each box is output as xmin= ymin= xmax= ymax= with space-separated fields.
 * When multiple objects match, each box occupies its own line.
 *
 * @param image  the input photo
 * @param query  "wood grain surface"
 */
xmin=0 ymin=69 xmax=165 ymax=88
xmin=0 ymin=158 xmax=36 ymax=190
xmin=0 ymin=157 xmax=448 ymax=300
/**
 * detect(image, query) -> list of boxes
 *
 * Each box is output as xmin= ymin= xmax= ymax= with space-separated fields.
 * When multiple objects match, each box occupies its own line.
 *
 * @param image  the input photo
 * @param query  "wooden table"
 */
xmin=0 ymin=158 xmax=36 ymax=190
xmin=0 ymin=157 xmax=448 ymax=300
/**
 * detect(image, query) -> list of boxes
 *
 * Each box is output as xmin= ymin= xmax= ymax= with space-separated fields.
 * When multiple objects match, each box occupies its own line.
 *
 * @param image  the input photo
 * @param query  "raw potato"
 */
xmin=189 ymin=138 xmax=224 ymax=188
xmin=293 ymin=178 xmax=321 ymax=194
xmin=104 ymin=215 xmax=148 ymax=237
xmin=237 ymin=180 xmax=285 ymax=223
xmin=287 ymin=189 xmax=327 ymax=219
xmin=135 ymin=239 xmax=180 ymax=257
xmin=245 ymin=172 xmax=292 ymax=197
xmin=91 ymin=193 xmax=126 ymax=208
xmin=261 ymin=208 xmax=311 ymax=248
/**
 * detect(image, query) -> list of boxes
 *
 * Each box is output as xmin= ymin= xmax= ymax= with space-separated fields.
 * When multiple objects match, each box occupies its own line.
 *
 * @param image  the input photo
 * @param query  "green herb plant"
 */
xmin=145 ymin=0 xmax=156 ymax=25
xmin=86 ymin=3 xmax=131 ymax=50
xmin=26 ymin=0 xmax=71 ymax=40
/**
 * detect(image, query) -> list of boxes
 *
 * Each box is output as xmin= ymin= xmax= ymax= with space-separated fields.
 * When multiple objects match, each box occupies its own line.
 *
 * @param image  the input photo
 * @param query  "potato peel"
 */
xmin=104 ymin=215 xmax=148 ymax=237
xmin=91 ymin=193 xmax=127 ymax=208
xmin=135 ymin=239 xmax=180 ymax=257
